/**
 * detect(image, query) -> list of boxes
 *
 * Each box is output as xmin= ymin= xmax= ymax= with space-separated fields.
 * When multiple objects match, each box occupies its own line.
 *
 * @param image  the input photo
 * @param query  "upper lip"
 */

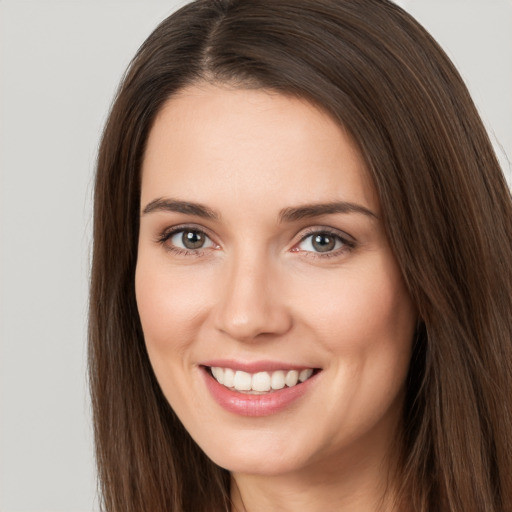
xmin=200 ymin=359 xmax=319 ymax=373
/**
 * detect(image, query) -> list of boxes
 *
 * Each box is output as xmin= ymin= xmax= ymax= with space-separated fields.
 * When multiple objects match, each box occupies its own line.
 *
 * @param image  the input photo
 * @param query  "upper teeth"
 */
xmin=210 ymin=367 xmax=314 ymax=393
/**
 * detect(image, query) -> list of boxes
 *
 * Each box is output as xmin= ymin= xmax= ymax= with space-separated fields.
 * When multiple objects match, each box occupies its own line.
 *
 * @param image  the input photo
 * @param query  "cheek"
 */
xmin=298 ymin=259 xmax=415 ymax=439
xmin=297 ymin=253 xmax=416 ymax=358
xmin=134 ymin=257 xmax=206 ymax=408
xmin=135 ymin=255 xmax=212 ymax=354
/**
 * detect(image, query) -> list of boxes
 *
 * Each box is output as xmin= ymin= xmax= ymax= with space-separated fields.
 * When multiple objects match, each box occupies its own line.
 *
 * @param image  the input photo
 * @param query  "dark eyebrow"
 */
xmin=142 ymin=198 xmax=219 ymax=219
xmin=279 ymin=202 xmax=378 ymax=222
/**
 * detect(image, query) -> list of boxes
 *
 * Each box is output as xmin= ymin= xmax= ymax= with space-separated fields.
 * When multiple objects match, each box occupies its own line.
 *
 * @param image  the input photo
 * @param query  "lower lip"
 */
xmin=202 ymin=367 xmax=319 ymax=417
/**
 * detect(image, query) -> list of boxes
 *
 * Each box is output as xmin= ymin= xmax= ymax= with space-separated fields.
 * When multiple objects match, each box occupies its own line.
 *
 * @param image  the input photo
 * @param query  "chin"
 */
xmin=187 ymin=420 xmax=323 ymax=477
xmin=208 ymin=446 xmax=309 ymax=477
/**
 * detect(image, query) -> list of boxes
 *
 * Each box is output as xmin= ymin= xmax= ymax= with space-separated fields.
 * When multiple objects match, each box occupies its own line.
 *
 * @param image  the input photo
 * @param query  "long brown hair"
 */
xmin=89 ymin=1 xmax=512 ymax=510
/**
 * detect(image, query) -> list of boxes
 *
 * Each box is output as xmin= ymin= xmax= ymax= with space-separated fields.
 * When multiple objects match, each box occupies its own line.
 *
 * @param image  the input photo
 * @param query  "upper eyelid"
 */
xmin=158 ymin=224 xmax=215 ymax=240
xmin=296 ymin=226 xmax=355 ymax=243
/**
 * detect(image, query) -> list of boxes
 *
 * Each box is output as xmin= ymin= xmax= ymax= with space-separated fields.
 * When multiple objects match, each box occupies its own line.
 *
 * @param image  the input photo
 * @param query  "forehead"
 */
xmin=141 ymin=84 xmax=378 ymax=216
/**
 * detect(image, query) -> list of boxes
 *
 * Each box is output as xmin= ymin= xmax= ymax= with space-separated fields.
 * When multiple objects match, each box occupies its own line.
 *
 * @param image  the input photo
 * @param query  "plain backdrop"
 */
xmin=0 ymin=1 xmax=510 ymax=511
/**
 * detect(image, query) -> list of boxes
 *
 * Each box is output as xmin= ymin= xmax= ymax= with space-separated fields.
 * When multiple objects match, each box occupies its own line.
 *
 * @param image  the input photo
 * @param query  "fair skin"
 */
xmin=135 ymin=83 xmax=416 ymax=512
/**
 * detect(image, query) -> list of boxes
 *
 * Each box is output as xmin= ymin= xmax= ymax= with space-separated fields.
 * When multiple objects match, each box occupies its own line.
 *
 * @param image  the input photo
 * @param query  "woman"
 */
xmin=89 ymin=0 xmax=512 ymax=511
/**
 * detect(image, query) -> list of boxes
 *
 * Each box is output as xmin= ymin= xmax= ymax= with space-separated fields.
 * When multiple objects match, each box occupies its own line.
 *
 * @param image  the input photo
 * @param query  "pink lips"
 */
xmin=200 ymin=361 xmax=319 ymax=417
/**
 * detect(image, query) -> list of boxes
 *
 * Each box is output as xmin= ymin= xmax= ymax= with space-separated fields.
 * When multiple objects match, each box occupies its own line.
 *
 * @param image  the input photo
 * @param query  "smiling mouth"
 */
xmin=205 ymin=366 xmax=319 ymax=394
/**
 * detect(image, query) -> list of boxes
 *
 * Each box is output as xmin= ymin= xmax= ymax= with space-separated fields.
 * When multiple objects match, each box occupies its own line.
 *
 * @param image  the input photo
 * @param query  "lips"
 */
xmin=200 ymin=362 xmax=320 ymax=416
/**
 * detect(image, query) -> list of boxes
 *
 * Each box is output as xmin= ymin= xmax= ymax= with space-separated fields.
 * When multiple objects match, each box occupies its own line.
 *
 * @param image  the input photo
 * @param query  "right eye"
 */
xmin=166 ymin=229 xmax=216 ymax=251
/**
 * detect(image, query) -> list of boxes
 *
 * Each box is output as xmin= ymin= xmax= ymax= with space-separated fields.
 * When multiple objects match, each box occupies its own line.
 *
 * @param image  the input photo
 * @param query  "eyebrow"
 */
xmin=142 ymin=198 xmax=219 ymax=219
xmin=279 ymin=202 xmax=378 ymax=222
xmin=142 ymin=197 xmax=377 ymax=222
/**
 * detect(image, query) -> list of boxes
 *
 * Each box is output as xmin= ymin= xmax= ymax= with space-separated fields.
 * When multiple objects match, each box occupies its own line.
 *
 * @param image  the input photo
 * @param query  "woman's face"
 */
xmin=136 ymin=84 xmax=416 ymax=478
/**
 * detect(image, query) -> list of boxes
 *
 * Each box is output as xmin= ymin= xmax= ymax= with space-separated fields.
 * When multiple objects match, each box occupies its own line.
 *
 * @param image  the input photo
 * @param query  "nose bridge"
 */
xmin=214 ymin=245 xmax=291 ymax=341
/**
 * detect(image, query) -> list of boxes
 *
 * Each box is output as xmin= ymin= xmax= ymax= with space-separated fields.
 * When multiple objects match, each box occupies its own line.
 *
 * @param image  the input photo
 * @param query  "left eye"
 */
xmin=169 ymin=229 xmax=215 ymax=250
xmin=297 ymin=232 xmax=346 ymax=253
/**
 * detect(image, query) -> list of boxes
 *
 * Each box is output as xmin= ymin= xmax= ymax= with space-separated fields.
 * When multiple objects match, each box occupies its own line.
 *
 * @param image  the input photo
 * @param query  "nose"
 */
xmin=213 ymin=250 xmax=293 ymax=342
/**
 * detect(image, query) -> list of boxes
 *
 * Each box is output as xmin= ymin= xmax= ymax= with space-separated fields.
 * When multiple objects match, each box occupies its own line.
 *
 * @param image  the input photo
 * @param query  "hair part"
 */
xmin=89 ymin=1 xmax=512 ymax=510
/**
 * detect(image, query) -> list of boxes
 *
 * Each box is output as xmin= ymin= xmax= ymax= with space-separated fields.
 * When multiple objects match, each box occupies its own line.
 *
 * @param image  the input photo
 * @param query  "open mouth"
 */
xmin=205 ymin=366 xmax=320 ymax=394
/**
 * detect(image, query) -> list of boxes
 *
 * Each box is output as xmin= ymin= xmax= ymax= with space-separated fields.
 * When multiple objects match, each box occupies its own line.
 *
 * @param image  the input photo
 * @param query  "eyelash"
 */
xmin=294 ymin=228 xmax=356 ymax=259
xmin=156 ymin=225 xmax=356 ymax=259
xmin=156 ymin=225 xmax=217 ymax=257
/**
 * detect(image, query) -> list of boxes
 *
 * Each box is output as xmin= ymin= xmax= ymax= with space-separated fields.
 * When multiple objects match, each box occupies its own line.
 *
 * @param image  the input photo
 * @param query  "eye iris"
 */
xmin=182 ymin=231 xmax=205 ymax=249
xmin=312 ymin=233 xmax=336 ymax=252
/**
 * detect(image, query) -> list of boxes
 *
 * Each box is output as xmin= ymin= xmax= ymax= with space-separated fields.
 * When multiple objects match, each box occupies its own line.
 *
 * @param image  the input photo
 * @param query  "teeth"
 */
xmin=285 ymin=370 xmax=299 ymax=387
xmin=271 ymin=370 xmax=285 ymax=390
xmin=223 ymin=368 xmax=235 ymax=388
xmin=233 ymin=371 xmax=252 ymax=391
xmin=299 ymin=368 xmax=313 ymax=382
xmin=209 ymin=367 xmax=315 ymax=393
xmin=211 ymin=366 xmax=224 ymax=384
xmin=252 ymin=371 xmax=271 ymax=392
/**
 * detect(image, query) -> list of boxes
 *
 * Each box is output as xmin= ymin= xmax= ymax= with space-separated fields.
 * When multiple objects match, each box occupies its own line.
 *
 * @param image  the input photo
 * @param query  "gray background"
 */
xmin=1 ymin=1 xmax=510 ymax=511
